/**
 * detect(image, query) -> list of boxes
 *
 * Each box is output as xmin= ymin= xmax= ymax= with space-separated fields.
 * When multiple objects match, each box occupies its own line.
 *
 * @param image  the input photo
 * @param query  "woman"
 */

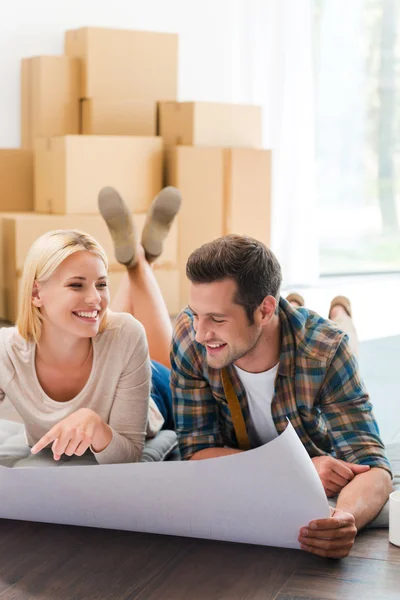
xmin=0 ymin=186 xmax=181 ymax=465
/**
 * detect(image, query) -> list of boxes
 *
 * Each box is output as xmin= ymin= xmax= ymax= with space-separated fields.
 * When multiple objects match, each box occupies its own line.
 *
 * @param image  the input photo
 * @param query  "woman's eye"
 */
xmin=97 ymin=282 xmax=108 ymax=289
xmin=69 ymin=283 xmax=82 ymax=289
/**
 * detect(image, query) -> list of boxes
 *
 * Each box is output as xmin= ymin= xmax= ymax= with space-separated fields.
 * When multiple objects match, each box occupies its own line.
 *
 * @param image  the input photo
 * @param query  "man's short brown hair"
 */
xmin=186 ymin=235 xmax=282 ymax=323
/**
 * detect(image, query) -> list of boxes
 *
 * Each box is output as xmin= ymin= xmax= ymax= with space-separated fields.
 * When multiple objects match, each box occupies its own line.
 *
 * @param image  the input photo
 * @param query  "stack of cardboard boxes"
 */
xmin=160 ymin=101 xmax=272 ymax=304
xmin=0 ymin=27 xmax=179 ymax=321
xmin=0 ymin=26 xmax=271 ymax=322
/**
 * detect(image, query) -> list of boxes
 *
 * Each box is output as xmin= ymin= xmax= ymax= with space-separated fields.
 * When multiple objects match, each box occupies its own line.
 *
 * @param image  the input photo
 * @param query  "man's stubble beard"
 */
xmin=205 ymin=328 xmax=263 ymax=370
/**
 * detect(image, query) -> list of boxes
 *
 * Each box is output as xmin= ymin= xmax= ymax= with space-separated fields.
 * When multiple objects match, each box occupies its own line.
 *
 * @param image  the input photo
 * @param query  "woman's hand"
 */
xmin=31 ymin=408 xmax=113 ymax=460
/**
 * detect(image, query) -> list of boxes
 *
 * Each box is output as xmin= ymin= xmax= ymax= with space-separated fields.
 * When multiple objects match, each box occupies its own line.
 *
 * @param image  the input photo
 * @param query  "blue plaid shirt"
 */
xmin=170 ymin=298 xmax=391 ymax=475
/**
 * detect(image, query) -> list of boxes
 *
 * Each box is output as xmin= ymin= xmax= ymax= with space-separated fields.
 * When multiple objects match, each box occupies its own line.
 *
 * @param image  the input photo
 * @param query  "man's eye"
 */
xmin=212 ymin=318 xmax=225 ymax=324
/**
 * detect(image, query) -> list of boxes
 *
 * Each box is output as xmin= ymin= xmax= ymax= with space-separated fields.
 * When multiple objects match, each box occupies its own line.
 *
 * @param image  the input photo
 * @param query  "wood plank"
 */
xmin=0 ymin=520 xmax=398 ymax=600
xmin=0 ymin=520 xmax=192 ymax=600
xmin=349 ymin=528 xmax=400 ymax=563
xmin=136 ymin=538 xmax=302 ymax=600
xmin=277 ymin=553 xmax=400 ymax=600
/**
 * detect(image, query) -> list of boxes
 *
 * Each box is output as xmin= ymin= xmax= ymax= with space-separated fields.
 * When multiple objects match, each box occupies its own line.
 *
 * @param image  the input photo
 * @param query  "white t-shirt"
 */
xmin=234 ymin=363 xmax=279 ymax=446
xmin=0 ymin=311 xmax=160 ymax=464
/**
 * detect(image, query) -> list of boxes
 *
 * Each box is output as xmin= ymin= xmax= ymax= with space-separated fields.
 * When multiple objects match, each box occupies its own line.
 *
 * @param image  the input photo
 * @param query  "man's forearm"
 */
xmin=189 ymin=447 xmax=243 ymax=460
xmin=336 ymin=467 xmax=393 ymax=530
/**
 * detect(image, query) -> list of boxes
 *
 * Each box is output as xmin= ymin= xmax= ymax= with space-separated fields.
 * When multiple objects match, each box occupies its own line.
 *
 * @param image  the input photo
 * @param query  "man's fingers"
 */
xmin=300 ymin=525 xmax=357 ymax=540
xmin=349 ymin=463 xmax=371 ymax=474
xmin=326 ymin=469 xmax=352 ymax=488
xmin=31 ymin=428 xmax=60 ymax=454
xmin=337 ymin=460 xmax=370 ymax=476
xmin=332 ymin=461 xmax=355 ymax=482
xmin=300 ymin=541 xmax=353 ymax=559
xmin=298 ymin=534 xmax=354 ymax=552
xmin=308 ymin=515 xmax=354 ymax=531
xmin=325 ymin=484 xmax=342 ymax=497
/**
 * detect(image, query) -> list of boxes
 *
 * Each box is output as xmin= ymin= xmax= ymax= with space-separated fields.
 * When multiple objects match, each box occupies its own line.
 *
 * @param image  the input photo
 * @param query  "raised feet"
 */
xmin=141 ymin=186 xmax=182 ymax=263
xmin=98 ymin=187 xmax=138 ymax=269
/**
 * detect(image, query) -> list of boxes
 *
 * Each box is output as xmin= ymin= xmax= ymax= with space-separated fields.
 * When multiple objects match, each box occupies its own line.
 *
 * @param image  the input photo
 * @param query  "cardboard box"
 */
xmin=0 ymin=212 xmax=178 ymax=321
xmin=66 ymin=27 xmax=178 ymax=136
xmin=158 ymin=102 xmax=263 ymax=148
xmin=0 ymin=212 xmax=31 ymax=319
xmin=34 ymin=135 xmax=163 ymax=214
xmin=0 ymin=150 xmax=33 ymax=212
xmin=165 ymin=146 xmax=272 ymax=307
xmin=81 ymin=98 xmax=158 ymax=136
xmin=21 ymin=56 xmax=81 ymax=149
xmin=224 ymin=148 xmax=272 ymax=246
xmin=165 ymin=146 xmax=225 ymax=307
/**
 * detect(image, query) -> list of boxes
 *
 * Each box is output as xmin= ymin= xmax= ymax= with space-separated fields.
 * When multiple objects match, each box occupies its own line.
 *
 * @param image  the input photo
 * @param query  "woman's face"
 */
xmin=33 ymin=251 xmax=110 ymax=340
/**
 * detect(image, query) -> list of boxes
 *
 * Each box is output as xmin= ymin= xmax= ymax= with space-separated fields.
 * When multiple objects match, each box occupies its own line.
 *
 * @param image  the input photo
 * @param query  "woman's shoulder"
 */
xmin=0 ymin=325 xmax=28 ymax=350
xmin=99 ymin=311 xmax=146 ymax=345
xmin=0 ymin=326 xmax=33 ymax=378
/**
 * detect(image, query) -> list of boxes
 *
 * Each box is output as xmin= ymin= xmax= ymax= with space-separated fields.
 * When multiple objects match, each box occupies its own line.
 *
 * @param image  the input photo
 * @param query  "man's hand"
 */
xmin=31 ymin=408 xmax=112 ymax=460
xmin=312 ymin=456 xmax=370 ymax=497
xmin=298 ymin=507 xmax=357 ymax=558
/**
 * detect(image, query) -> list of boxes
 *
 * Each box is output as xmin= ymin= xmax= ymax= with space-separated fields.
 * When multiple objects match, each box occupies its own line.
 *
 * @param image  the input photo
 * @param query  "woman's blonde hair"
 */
xmin=17 ymin=229 xmax=109 ymax=344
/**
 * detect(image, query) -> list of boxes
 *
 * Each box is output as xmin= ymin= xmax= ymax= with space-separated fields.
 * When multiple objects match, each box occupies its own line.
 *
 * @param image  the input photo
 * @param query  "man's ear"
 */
xmin=259 ymin=295 xmax=277 ymax=324
xmin=32 ymin=281 xmax=43 ymax=308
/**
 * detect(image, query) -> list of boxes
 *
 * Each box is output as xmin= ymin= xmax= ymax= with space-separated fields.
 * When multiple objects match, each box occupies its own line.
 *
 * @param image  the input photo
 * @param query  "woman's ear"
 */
xmin=32 ymin=281 xmax=42 ymax=308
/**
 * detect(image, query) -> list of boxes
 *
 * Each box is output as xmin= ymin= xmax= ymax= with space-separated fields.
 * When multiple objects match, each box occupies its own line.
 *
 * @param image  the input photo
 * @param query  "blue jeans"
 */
xmin=151 ymin=360 xmax=173 ymax=430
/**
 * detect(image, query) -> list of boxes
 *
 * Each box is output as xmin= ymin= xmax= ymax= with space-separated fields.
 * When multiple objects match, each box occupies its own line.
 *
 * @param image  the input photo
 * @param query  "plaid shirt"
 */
xmin=170 ymin=298 xmax=391 ymax=474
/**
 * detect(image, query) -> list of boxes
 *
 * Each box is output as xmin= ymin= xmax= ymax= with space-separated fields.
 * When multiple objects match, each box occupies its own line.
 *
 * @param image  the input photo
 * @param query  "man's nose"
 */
xmin=194 ymin=320 xmax=212 ymax=344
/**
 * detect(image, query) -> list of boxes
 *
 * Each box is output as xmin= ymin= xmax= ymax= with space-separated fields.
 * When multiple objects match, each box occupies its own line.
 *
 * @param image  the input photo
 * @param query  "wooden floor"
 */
xmin=0 ymin=520 xmax=398 ymax=599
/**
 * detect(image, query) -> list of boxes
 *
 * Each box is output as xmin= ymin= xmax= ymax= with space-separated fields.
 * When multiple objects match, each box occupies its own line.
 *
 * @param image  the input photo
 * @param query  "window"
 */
xmin=314 ymin=0 xmax=400 ymax=274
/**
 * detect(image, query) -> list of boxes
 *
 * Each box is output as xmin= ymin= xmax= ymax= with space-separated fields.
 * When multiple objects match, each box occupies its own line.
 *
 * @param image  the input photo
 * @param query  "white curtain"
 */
xmin=231 ymin=0 xmax=319 ymax=287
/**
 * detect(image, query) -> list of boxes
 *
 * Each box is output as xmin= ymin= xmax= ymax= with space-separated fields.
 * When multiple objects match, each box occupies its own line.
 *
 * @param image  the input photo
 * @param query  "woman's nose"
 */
xmin=85 ymin=287 xmax=101 ymax=305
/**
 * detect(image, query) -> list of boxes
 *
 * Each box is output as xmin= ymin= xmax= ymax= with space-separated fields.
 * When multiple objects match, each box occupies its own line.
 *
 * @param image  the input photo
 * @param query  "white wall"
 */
xmin=0 ymin=0 xmax=238 ymax=147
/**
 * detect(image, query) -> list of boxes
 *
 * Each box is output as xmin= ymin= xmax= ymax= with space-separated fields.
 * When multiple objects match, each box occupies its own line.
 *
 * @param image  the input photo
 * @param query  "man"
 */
xmin=171 ymin=235 xmax=392 ymax=559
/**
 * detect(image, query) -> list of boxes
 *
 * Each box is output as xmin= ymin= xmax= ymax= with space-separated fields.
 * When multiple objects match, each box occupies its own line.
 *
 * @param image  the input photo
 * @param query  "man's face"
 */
xmin=189 ymin=278 xmax=263 ymax=369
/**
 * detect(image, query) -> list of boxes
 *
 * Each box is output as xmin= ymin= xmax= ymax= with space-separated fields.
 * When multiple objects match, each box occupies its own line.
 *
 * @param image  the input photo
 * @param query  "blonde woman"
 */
xmin=0 ymin=187 xmax=180 ymax=464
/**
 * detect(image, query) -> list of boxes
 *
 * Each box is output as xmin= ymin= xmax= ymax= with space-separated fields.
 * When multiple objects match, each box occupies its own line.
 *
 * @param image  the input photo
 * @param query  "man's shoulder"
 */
xmin=299 ymin=308 xmax=347 ymax=361
xmin=171 ymin=308 xmax=207 ymax=374
xmin=282 ymin=300 xmax=346 ymax=363
xmin=173 ymin=307 xmax=195 ymax=340
xmin=172 ymin=308 xmax=201 ymax=353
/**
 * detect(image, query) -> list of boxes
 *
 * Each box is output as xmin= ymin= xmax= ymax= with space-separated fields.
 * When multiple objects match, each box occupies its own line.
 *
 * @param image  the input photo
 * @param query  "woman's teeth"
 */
xmin=75 ymin=311 xmax=98 ymax=318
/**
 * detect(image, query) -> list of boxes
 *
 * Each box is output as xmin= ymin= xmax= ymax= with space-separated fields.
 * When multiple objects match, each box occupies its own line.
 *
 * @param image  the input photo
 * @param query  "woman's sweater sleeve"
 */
xmin=92 ymin=321 xmax=151 ymax=465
